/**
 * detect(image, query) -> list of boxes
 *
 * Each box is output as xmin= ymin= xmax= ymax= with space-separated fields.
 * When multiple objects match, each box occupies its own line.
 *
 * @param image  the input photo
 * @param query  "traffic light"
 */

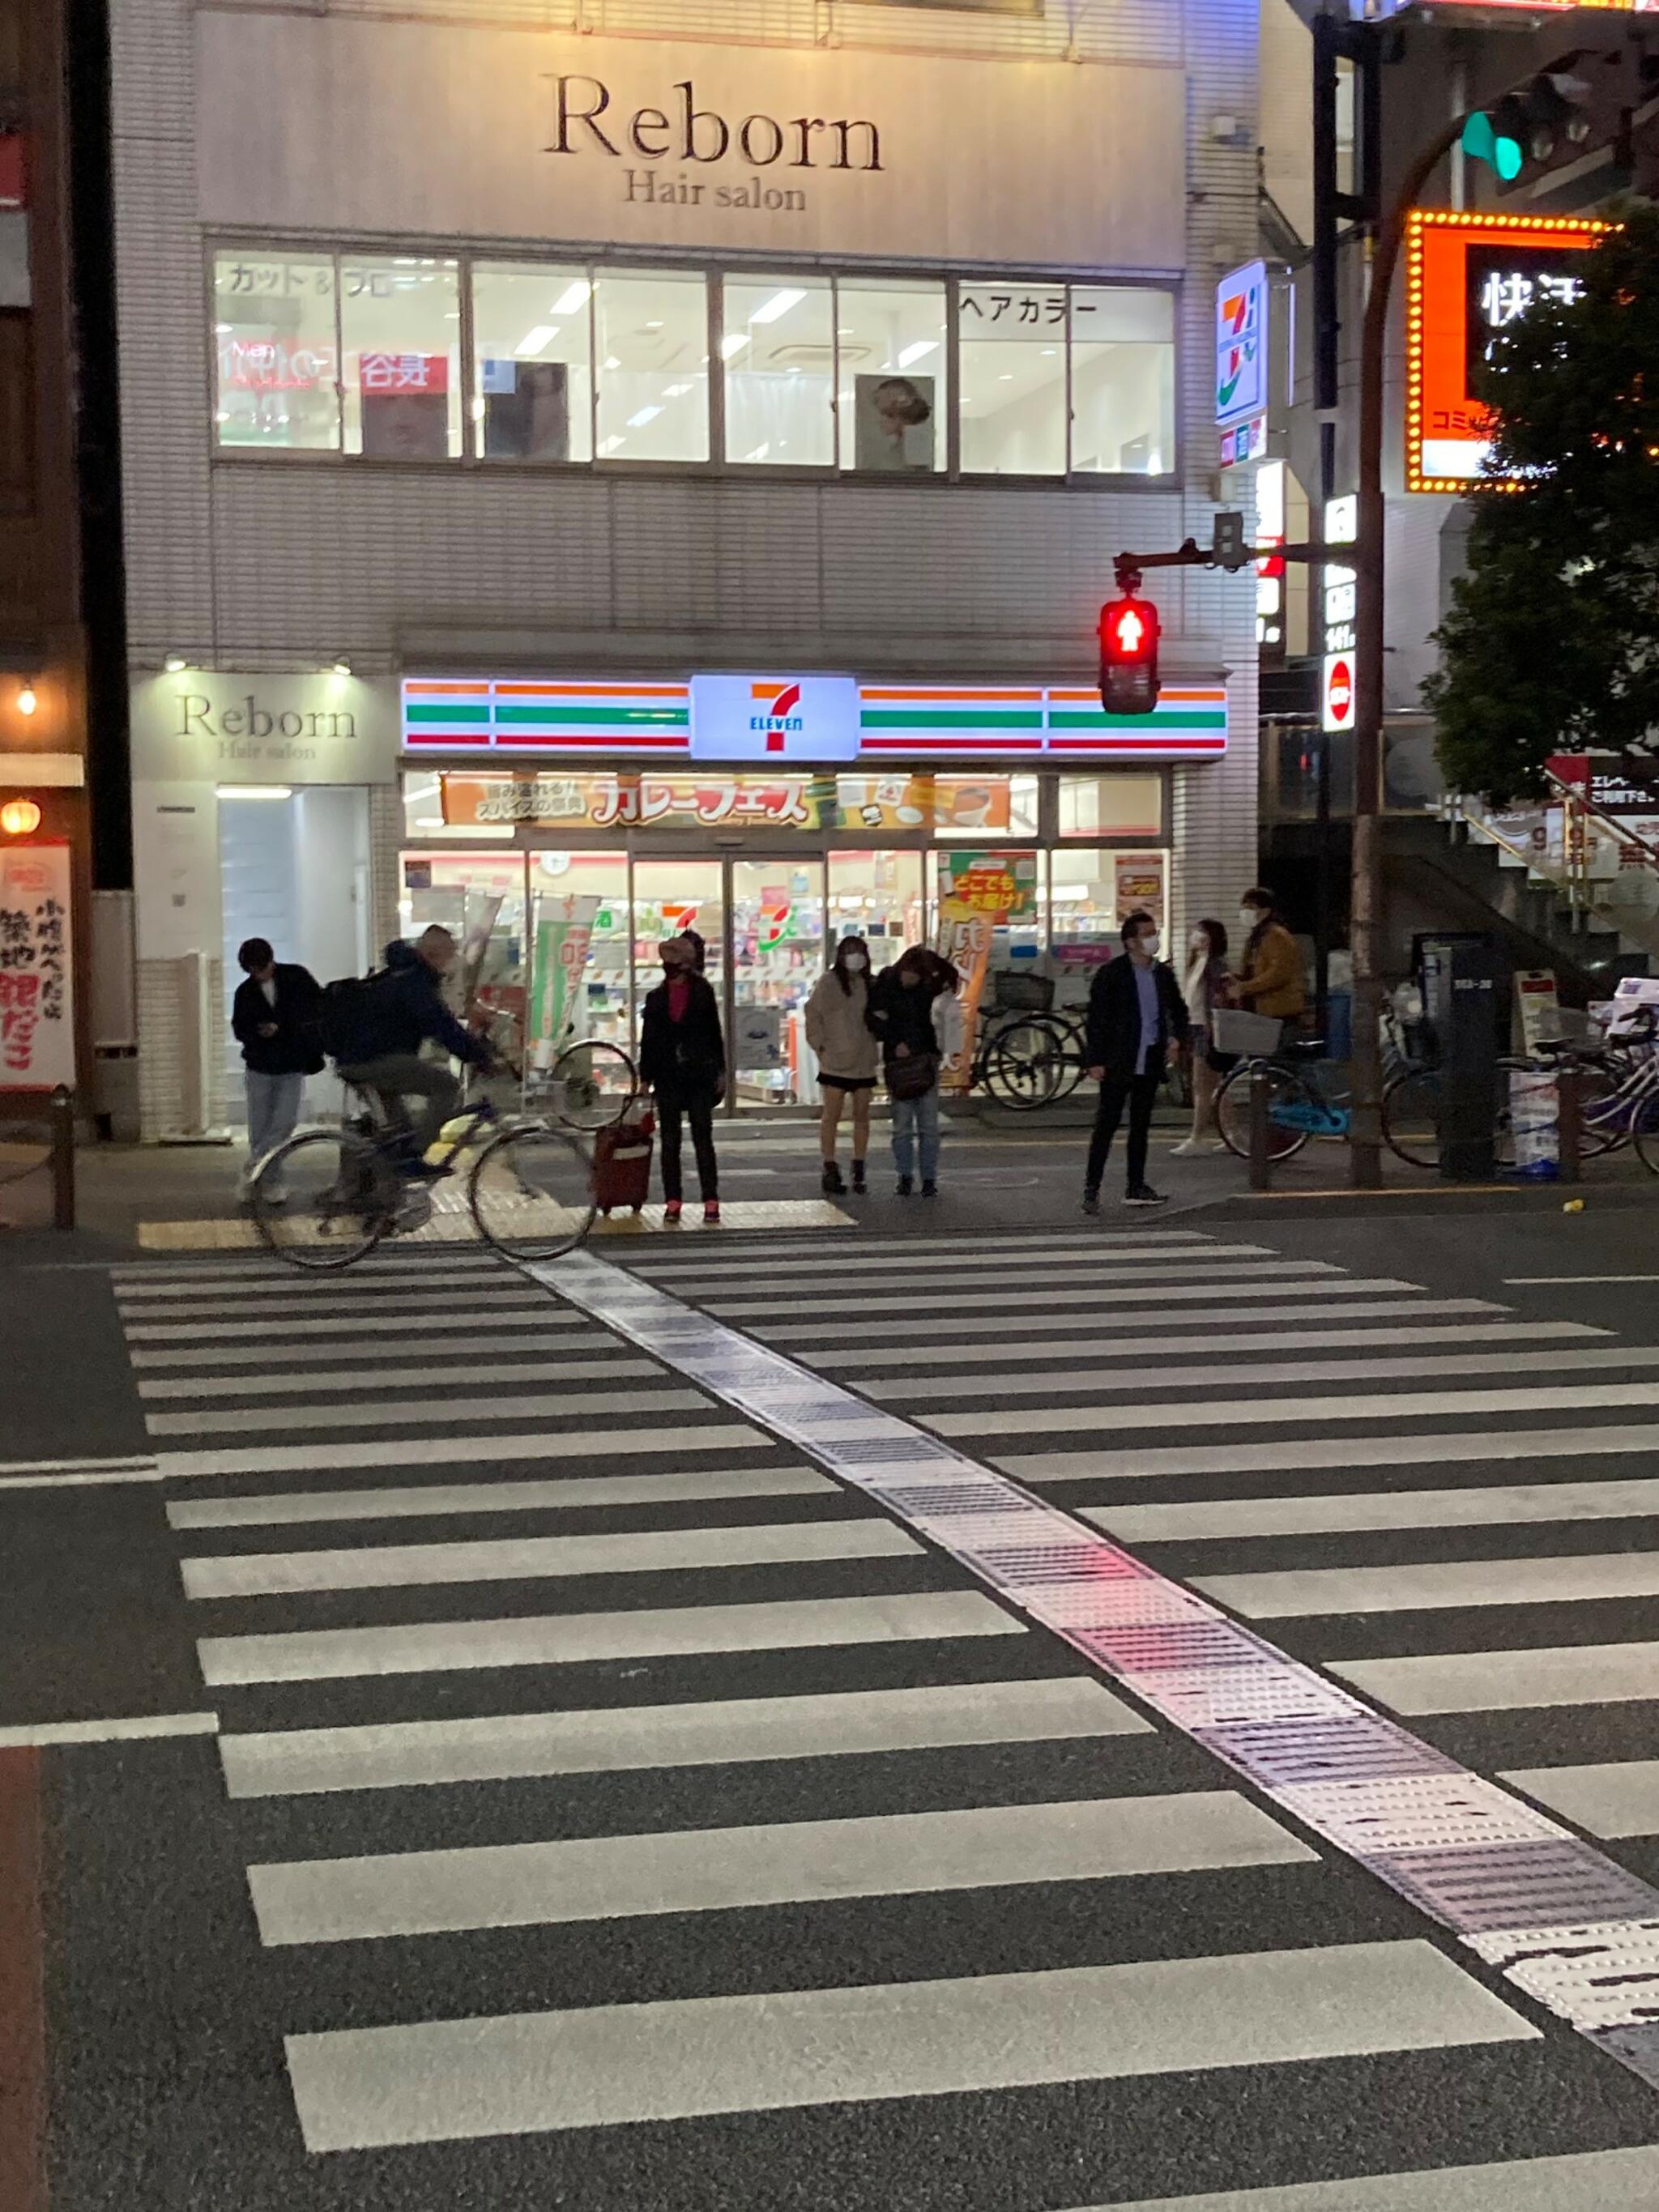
xmin=1462 ymin=70 xmax=1593 ymax=188
xmin=1098 ymin=594 xmax=1161 ymax=715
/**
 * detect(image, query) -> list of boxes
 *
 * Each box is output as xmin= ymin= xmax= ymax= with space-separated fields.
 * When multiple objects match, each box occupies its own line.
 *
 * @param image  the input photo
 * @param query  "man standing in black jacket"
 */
xmin=232 ymin=936 xmax=323 ymax=1202
xmin=1082 ymin=910 xmax=1189 ymax=1213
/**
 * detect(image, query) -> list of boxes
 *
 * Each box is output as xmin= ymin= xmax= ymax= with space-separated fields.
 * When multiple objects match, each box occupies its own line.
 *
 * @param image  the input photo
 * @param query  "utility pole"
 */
xmin=1348 ymin=113 xmax=1465 ymax=1187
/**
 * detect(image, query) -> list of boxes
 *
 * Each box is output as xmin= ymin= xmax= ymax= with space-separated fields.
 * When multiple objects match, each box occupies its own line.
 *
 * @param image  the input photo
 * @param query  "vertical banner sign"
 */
xmin=1321 ymin=493 xmax=1357 ymax=737
xmin=933 ymin=852 xmax=1038 ymax=1092
xmin=528 ymin=895 xmax=599 ymax=1071
xmin=0 ymin=843 xmax=74 ymax=1091
xmin=1214 ymin=259 xmax=1269 ymax=430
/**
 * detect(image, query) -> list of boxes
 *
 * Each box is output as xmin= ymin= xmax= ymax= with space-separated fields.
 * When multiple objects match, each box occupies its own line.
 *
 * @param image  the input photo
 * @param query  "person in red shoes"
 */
xmin=640 ymin=929 xmax=725 ymax=1224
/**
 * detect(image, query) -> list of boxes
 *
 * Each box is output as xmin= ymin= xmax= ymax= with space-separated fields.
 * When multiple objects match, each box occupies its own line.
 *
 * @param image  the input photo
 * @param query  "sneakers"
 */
xmin=1081 ymin=1189 xmax=1102 ymax=1216
xmin=821 ymin=1161 xmax=847 ymax=1196
xmin=851 ymin=1159 xmax=867 ymax=1195
xmin=895 ymin=1174 xmax=915 ymax=1197
xmin=1125 ymin=1183 xmax=1168 ymax=1207
xmin=663 ymin=1199 xmax=684 ymax=1223
xmin=703 ymin=1199 xmax=721 ymax=1225
xmin=920 ymin=1179 xmax=939 ymax=1199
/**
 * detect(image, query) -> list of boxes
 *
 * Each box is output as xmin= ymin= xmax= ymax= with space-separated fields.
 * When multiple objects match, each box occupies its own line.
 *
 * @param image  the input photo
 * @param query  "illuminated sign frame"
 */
xmin=1405 ymin=209 xmax=1611 ymax=495
xmin=1214 ymin=258 xmax=1269 ymax=432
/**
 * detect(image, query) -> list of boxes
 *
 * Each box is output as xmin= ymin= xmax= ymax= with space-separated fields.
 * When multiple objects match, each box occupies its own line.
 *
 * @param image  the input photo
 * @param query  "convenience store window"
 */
xmin=1051 ymin=848 xmax=1169 ymax=944
xmin=1057 ymin=774 xmax=1164 ymax=840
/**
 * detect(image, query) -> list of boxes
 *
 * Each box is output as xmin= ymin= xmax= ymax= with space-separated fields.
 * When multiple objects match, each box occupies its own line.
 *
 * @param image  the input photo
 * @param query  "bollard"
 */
xmin=1556 ymin=1065 xmax=1581 ymax=1187
xmin=49 ymin=1085 xmax=75 ymax=1231
xmin=1248 ymin=1063 xmax=1273 ymax=1191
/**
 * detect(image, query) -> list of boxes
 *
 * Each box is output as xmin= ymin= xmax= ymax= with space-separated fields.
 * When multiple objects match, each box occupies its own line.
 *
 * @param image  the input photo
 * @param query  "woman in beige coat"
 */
xmin=805 ymin=935 xmax=878 ymax=1195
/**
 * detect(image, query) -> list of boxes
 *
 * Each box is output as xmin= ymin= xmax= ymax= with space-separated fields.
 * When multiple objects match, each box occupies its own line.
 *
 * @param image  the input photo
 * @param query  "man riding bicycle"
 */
xmin=331 ymin=926 xmax=493 ymax=1178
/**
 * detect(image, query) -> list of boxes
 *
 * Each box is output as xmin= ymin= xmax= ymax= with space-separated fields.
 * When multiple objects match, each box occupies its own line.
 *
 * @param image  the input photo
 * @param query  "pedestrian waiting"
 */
xmin=867 ymin=946 xmax=963 ymax=1198
xmin=1230 ymin=887 xmax=1307 ymax=1025
xmin=1171 ymin=917 xmax=1233 ymax=1157
xmin=232 ymin=937 xmax=322 ymax=1205
xmin=640 ymin=928 xmax=724 ymax=1224
xmin=1082 ymin=910 xmax=1189 ymax=1213
xmin=806 ymin=933 xmax=877 ymax=1196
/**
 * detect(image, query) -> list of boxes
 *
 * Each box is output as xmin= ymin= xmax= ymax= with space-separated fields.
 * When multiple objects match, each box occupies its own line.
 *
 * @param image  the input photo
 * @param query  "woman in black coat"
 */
xmin=639 ymin=929 xmax=726 ymax=1223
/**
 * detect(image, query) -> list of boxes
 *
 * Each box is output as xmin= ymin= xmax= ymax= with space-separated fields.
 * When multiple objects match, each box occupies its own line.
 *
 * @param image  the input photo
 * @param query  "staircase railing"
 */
xmin=1452 ymin=778 xmax=1659 ymax=970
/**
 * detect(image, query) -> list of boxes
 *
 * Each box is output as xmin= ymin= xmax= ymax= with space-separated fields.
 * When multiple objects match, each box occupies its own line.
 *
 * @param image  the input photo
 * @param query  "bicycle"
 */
xmin=250 ymin=1036 xmax=638 ymax=1272
xmin=1213 ymin=1011 xmax=1429 ymax=1166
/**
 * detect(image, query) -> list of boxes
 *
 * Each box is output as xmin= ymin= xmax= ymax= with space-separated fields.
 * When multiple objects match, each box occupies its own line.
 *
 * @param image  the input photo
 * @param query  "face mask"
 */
xmin=1239 ymin=907 xmax=1261 ymax=930
xmin=843 ymin=953 xmax=868 ymax=973
xmin=1139 ymin=933 xmax=1161 ymax=958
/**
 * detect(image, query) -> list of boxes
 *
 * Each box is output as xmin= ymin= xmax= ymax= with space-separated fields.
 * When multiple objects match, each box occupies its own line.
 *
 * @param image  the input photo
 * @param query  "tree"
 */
xmin=1425 ymin=202 xmax=1659 ymax=803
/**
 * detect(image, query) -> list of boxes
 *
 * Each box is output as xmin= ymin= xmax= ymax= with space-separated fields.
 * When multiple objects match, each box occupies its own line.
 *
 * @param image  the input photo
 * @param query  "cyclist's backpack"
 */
xmin=318 ymin=972 xmax=385 ymax=1063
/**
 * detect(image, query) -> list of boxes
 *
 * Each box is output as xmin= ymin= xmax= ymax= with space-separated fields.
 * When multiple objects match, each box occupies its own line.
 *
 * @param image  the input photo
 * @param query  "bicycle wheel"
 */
xmin=1576 ymin=1059 xmax=1625 ymax=1157
xmin=986 ymin=1016 xmax=1071 ymax=1110
xmin=1631 ymin=1089 xmax=1659 ymax=1176
xmin=1382 ymin=1068 xmax=1439 ymax=1170
xmin=252 ymin=1128 xmax=398 ymax=1271
xmin=1215 ymin=1060 xmax=1316 ymax=1161
xmin=468 ymin=1122 xmax=597 ymax=1260
xmin=547 ymin=1040 xmax=638 ymax=1132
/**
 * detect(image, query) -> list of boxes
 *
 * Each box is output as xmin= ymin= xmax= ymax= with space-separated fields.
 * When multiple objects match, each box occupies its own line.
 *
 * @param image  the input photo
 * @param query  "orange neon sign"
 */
xmin=1405 ymin=210 xmax=1611 ymax=496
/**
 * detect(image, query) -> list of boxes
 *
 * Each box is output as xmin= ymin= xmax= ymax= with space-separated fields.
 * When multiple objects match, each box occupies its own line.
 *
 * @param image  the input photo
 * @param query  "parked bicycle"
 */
xmin=1210 ymin=1005 xmax=1432 ymax=1166
xmin=250 ymin=1035 xmax=638 ymax=1272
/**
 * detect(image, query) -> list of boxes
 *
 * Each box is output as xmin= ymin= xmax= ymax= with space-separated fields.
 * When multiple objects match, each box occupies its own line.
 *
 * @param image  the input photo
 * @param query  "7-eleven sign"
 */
xmin=750 ymin=681 xmax=804 ymax=754
xmin=689 ymin=674 xmax=862 ymax=762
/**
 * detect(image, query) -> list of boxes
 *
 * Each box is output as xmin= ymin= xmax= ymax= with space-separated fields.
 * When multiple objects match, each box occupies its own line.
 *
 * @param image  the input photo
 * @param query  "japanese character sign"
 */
xmin=0 ymin=843 xmax=74 ymax=1090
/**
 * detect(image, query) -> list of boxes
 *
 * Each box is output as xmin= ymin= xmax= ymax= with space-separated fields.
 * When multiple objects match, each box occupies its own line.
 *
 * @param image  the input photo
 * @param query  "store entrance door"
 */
xmin=631 ymin=850 xmax=825 ymax=1110
xmin=728 ymin=856 xmax=825 ymax=1110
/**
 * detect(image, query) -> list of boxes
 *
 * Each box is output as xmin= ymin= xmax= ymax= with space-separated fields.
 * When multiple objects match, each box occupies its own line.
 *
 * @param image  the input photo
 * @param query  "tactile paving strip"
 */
xmin=540 ymin=1245 xmax=1659 ymax=2095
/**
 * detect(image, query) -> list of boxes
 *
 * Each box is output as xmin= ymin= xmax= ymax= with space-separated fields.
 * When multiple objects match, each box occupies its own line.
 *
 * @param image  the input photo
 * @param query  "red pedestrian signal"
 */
xmin=1099 ymin=594 xmax=1161 ymax=715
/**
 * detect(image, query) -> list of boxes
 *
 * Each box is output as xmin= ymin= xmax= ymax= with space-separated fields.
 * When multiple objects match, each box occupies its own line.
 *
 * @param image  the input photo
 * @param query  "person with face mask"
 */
xmin=1230 ymin=887 xmax=1308 ymax=1025
xmin=866 ymin=946 xmax=957 ymax=1196
xmin=805 ymin=934 xmax=878 ymax=1195
xmin=1171 ymin=918 xmax=1233 ymax=1157
xmin=1081 ymin=910 xmax=1190 ymax=1212
xmin=639 ymin=930 xmax=725 ymax=1223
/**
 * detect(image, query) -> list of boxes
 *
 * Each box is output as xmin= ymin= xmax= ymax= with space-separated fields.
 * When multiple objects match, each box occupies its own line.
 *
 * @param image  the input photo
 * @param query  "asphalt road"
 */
xmin=11 ymin=1179 xmax=1659 ymax=2206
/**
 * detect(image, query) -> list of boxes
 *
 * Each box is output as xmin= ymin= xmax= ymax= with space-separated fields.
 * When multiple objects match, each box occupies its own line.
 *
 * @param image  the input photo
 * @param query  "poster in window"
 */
xmin=854 ymin=373 xmax=935 ymax=472
xmin=482 ymin=360 xmax=570 ymax=461
xmin=0 ymin=842 xmax=74 ymax=1092
xmin=359 ymin=351 xmax=450 ymax=459
xmin=1114 ymin=855 xmax=1166 ymax=927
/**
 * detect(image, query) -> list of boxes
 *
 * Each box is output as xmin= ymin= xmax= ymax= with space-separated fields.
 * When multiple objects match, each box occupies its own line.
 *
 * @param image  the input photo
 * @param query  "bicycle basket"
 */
xmin=1211 ymin=1008 xmax=1283 ymax=1055
xmin=991 ymin=970 xmax=1054 ymax=1014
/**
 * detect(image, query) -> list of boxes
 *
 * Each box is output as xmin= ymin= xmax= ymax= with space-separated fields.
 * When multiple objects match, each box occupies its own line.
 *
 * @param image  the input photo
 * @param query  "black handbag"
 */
xmin=887 ymin=1050 xmax=940 ymax=1101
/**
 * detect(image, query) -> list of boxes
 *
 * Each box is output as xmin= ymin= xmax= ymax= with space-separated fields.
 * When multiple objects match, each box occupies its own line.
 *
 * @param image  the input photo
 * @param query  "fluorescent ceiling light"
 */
xmin=598 ymin=435 xmax=625 ymax=456
xmin=749 ymin=288 xmax=806 ymax=325
xmin=662 ymin=381 xmax=693 ymax=399
xmin=720 ymin=334 xmax=751 ymax=360
xmin=897 ymin=340 xmax=937 ymax=369
xmin=549 ymin=281 xmax=591 ymax=317
xmin=515 ymin=325 xmax=559 ymax=356
xmin=219 ymin=785 xmax=292 ymax=801
xmin=627 ymin=405 xmax=662 ymax=428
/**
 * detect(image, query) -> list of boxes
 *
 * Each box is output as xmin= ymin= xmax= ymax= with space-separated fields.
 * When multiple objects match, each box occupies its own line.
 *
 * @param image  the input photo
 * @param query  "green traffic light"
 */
xmin=1462 ymin=110 xmax=1523 ymax=181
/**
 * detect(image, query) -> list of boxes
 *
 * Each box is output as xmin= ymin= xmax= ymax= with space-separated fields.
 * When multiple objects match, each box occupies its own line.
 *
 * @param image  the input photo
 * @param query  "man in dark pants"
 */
xmin=1082 ymin=910 xmax=1189 ymax=1212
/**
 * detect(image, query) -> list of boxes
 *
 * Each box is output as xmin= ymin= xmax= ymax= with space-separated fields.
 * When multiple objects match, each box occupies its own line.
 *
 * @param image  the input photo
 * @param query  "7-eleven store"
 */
xmin=399 ymin=671 xmax=1228 ymax=1110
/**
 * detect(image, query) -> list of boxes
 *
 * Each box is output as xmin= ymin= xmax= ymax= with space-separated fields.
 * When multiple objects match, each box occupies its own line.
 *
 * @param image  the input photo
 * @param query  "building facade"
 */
xmin=112 ymin=0 xmax=1260 ymax=1129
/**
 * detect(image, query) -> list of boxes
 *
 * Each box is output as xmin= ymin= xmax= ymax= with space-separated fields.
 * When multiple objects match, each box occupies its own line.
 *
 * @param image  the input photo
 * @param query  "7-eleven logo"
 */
xmin=749 ymin=680 xmax=804 ymax=754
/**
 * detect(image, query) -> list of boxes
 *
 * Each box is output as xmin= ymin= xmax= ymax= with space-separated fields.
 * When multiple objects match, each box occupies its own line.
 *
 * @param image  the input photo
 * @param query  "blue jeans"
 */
xmin=891 ymin=1086 xmax=941 ymax=1183
xmin=243 ymin=1069 xmax=305 ymax=1187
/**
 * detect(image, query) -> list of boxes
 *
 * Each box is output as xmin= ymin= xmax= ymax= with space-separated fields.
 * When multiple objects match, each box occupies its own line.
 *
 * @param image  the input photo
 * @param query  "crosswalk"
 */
xmin=108 ymin=1230 xmax=1659 ymax=2204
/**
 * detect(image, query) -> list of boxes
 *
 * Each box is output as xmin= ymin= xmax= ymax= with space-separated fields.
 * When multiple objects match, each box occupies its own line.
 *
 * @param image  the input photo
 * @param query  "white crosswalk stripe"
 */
xmin=282 ymin=1941 xmax=1534 ymax=2150
xmin=249 ymin=1791 xmax=1315 ymax=1945
xmin=114 ymin=1225 xmax=1641 ymax=2197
